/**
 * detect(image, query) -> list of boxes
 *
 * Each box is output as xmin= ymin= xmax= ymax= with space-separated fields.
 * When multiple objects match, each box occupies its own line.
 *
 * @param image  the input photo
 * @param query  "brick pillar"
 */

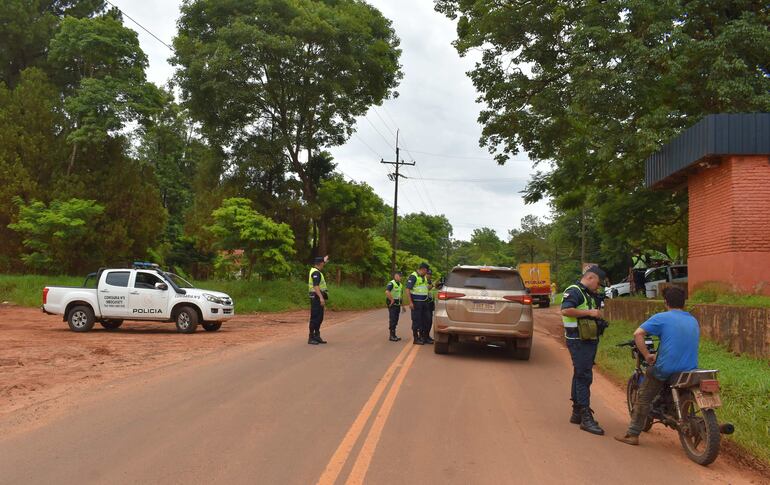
xmin=688 ymin=155 xmax=770 ymax=295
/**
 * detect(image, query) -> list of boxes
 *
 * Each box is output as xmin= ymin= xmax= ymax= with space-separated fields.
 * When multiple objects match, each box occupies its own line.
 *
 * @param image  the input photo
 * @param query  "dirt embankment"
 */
xmin=0 ymin=305 xmax=368 ymax=417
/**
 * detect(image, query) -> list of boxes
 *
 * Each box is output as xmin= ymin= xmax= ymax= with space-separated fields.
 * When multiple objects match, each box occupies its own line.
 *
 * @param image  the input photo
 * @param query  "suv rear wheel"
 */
xmin=510 ymin=338 xmax=532 ymax=360
xmin=434 ymin=341 xmax=449 ymax=354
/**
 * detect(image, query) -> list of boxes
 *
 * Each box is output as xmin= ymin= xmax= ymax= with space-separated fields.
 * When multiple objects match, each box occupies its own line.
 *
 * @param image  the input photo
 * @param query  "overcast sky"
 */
xmin=111 ymin=0 xmax=551 ymax=241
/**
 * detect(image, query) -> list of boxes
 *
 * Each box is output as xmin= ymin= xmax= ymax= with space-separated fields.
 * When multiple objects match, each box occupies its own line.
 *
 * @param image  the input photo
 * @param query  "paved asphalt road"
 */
xmin=0 ymin=309 xmax=760 ymax=484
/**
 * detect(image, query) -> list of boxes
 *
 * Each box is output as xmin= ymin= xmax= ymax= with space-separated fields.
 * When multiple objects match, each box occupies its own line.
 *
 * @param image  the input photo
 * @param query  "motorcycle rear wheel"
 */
xmin=678 ymin=391 xmax=721 ymax=466
xmin=626 ymin=373 xmax=653 ymax=432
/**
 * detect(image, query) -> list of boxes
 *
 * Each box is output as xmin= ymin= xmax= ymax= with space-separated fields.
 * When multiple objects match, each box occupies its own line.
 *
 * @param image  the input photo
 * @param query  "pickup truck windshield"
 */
xmin=165 ymin=273 xmax=195 ymax=289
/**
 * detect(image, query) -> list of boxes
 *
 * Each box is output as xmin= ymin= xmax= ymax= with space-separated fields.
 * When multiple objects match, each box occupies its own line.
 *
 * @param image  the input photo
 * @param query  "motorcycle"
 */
xmin=618 ymin=338 xmax=734 ymax=466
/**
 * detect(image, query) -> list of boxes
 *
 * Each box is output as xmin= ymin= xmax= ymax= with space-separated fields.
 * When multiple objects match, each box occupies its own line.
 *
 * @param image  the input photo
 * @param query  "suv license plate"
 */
xmin=474 ymin=303 xmax=495 ymax=312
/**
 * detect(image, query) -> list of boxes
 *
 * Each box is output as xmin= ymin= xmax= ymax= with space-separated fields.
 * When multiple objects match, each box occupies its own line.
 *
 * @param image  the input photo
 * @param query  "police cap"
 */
xmin=584 ymin=265 xmax=606 ymax=280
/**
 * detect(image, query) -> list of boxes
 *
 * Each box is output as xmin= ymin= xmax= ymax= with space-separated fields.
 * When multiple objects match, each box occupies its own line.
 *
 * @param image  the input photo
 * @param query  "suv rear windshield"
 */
xmin=447 ymin=269 xmax=525 ymax=291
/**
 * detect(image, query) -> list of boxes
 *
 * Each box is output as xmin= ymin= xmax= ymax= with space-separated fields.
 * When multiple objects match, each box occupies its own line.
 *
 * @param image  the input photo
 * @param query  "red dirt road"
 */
xmin=0 ymin=305 xmax=366 ymax=419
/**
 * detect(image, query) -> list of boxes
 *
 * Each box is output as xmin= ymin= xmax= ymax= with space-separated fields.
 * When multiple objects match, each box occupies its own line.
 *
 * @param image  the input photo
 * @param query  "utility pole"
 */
xmin=381 ymin=129 xmax=415 ymax=275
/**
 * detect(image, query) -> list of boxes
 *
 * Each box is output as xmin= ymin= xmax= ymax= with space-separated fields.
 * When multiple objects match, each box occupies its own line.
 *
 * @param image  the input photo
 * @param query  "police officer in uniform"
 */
xmin=405 ymin=263 xmax=431 ymax=345
xmin=560 ymin=265 xmax=607 ymax=435
xmin=385 ymin=271 xmax=404 ymax=342
xmin=308 ymin=256 xmax=329 ymax=345
xmin=424 ymin=269 xmax=436 ymax=344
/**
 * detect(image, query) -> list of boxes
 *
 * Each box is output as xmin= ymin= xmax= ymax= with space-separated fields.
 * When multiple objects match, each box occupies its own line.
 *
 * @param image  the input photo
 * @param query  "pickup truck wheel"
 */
xmin=202 ymin=322 xmax=222 ymax=332
xmin=68 ymin=305 xmax=95 ymax=332
xmin=100 ymin=320 xmax=123 ymax=330
xmin=175 ymin=306 xmax=198 ymax=333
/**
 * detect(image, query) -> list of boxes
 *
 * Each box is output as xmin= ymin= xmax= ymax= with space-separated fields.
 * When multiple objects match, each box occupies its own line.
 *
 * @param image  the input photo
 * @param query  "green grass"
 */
xmin=0 ymin=274 xmax=385 ymax=313
xmin=597 ymin=319 xmax=770 ymax=465
xmin=688 ymin=288 xmax=770 ymax=308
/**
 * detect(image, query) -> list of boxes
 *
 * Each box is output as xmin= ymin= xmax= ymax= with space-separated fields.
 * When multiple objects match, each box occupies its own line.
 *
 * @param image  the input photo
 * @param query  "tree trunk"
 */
xmin=67 ymin=143 xmax=77 ymax=176
xmin=318 ymin=218 xmax=329 ymax=256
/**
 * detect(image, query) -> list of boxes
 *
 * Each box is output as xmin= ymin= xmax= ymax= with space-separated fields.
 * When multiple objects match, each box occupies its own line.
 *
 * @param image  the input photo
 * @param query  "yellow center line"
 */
xmin=344 ymin=344 xmax=420 ymax=485
xmin=316 ymin=343 xmax=414 ymax=485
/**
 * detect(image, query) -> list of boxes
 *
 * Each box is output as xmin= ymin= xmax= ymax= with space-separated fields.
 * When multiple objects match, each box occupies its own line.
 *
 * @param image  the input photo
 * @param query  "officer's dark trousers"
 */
xmin=388 ymin=303 xmax=401 ymax=331
xmin=424 ymin=301 xmax=435 ymax=337
xmin=566 ymin=336 xmax=599 ymax=408
xmin=411 ymin=300 xmax=430 ymax=336
xmin=309 ymin=297 xmax=324 ymax=332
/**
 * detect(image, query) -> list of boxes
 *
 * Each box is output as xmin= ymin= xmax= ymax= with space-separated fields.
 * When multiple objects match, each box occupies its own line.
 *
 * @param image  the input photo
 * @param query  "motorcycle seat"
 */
xmin=669 ymin=369 xmax=719 ymax=388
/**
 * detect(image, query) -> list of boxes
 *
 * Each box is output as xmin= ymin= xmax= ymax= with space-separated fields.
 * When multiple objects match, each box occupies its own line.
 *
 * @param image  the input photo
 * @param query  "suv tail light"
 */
xmin=438 ymin=291 xmax=465 ymax=300
xmin=700 ymin=379 xmax=720 ymax=393
xmin=504 ymin=295 xmax=532 ymax=305
xmin=43 ymin=287 xmax=49 ymax=305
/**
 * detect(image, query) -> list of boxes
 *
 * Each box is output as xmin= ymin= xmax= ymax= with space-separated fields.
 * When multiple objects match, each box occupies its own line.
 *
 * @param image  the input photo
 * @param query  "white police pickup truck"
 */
xmin=42 ymin=263 xmax=234 ymax=333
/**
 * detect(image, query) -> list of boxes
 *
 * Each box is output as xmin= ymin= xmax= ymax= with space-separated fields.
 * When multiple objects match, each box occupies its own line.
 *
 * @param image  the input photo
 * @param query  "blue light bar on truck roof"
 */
xmin=133 ymin=261 xmax=160 ymax=270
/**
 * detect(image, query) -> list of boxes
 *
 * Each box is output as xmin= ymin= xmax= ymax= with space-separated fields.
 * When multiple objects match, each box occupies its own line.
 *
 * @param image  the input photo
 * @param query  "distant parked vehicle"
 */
xmin=517 ymin=262 xmax=552 ymax=308
xmin=605 ymin=265 xmax=688 ymax=299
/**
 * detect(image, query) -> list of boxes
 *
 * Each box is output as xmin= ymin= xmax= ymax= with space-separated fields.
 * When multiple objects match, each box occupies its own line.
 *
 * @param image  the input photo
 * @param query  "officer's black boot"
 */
xmin=579 ymin=407 xmax=605 ymax=435
xmin=413 ymin=330 xmax=424 ymax=345
xmin=570 ymin=405 xmax=582 ymax=424
xmin=315 ymin=329 xmax=327 ymax=344
xmin=389 ymin=329 xmax=401 ymax=342
xmin=308 ymin=331 xmax=319 ymax=345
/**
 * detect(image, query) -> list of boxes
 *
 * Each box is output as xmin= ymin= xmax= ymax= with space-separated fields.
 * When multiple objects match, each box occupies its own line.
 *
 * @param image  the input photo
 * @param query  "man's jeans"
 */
xmin=628 ymin=368 xmax=666 ymax=436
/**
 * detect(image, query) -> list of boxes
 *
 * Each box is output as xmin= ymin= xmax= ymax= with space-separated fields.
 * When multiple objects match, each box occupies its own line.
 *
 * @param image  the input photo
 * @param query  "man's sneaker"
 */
xmin=614 ymin=434 xmax=639 ymax=446
xmin=308 ymin=334 xmax=319 ymax=345
xmin=423 ymin=336 xmax=435 ymax=344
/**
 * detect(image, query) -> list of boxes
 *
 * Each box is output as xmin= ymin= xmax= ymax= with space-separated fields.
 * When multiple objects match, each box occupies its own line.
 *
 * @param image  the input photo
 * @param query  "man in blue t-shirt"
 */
xmin=615 ymin=286 xmax=700 ymax=446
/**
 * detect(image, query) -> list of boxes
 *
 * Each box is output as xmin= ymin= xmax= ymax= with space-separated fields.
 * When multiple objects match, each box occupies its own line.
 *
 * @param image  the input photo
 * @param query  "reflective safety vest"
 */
xmin=562 ymin=284 xmax=592 ymax=328
xmin=308 ymin=267 xmax=327 ymax=294
xmin=388 ymin=280 xmax=402 ymax=300
xmin=409 ymin=272 xmax=429 ymax=300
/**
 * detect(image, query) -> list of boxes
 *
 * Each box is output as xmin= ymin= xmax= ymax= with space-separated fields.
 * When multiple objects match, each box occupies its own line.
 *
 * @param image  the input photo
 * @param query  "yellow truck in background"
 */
xmin=517 ymin=263 xmax=552 ymax=308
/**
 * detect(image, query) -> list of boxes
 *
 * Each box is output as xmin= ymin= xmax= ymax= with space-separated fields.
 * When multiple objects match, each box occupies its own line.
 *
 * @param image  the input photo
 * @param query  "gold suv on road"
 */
xmin=433 ymin=265 xmax=534 ymax=360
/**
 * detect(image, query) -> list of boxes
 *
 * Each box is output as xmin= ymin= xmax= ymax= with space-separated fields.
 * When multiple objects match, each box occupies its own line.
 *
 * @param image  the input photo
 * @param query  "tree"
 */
xmin=208 ymin=198 xmax=296 ymax=279
xmin=0 ymin=0 xmax=105 ymax=88
xmin=508 ymin=215 xmax=550 ymax=265
xmin=436 ymin=0 xmax=770 ymax=263
xmin=8 ymin=198 xmax=104 ymax=273
xmin=48 ymin=10 xmax=162 ymax=173
xmin=0 ymin=68 xmax=65 ymax=270
xmin=317 ymin=175 xmax=387 ymax=282
xmin=173 ymin=0 xmax=403 ymax=254
xmin=398 ymin=212 xmax=453 ymax=267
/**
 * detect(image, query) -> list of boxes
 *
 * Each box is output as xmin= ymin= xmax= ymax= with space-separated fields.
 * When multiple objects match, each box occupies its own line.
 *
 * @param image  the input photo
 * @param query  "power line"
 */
xmin=372 ymin=108 xmax=397 ymax=138
xmin=364 ymin=114 xmax=395 ymax=151
xmin=104 ymin=0 xmax=174 ymax=51
xmin=405 ymin=176 xmax=525 ymax=183
xmin=403 ymin=148 xmax=531 ymax=163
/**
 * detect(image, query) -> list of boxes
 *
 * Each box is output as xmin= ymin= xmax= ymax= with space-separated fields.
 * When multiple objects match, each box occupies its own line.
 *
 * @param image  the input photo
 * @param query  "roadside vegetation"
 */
xmin=597 ymin=320 xmax=770 ymax=465
xmin=688 ymin=287 xmax=770 ymax=309
xmin=0 ymin=274 xmax=384 ymax=313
